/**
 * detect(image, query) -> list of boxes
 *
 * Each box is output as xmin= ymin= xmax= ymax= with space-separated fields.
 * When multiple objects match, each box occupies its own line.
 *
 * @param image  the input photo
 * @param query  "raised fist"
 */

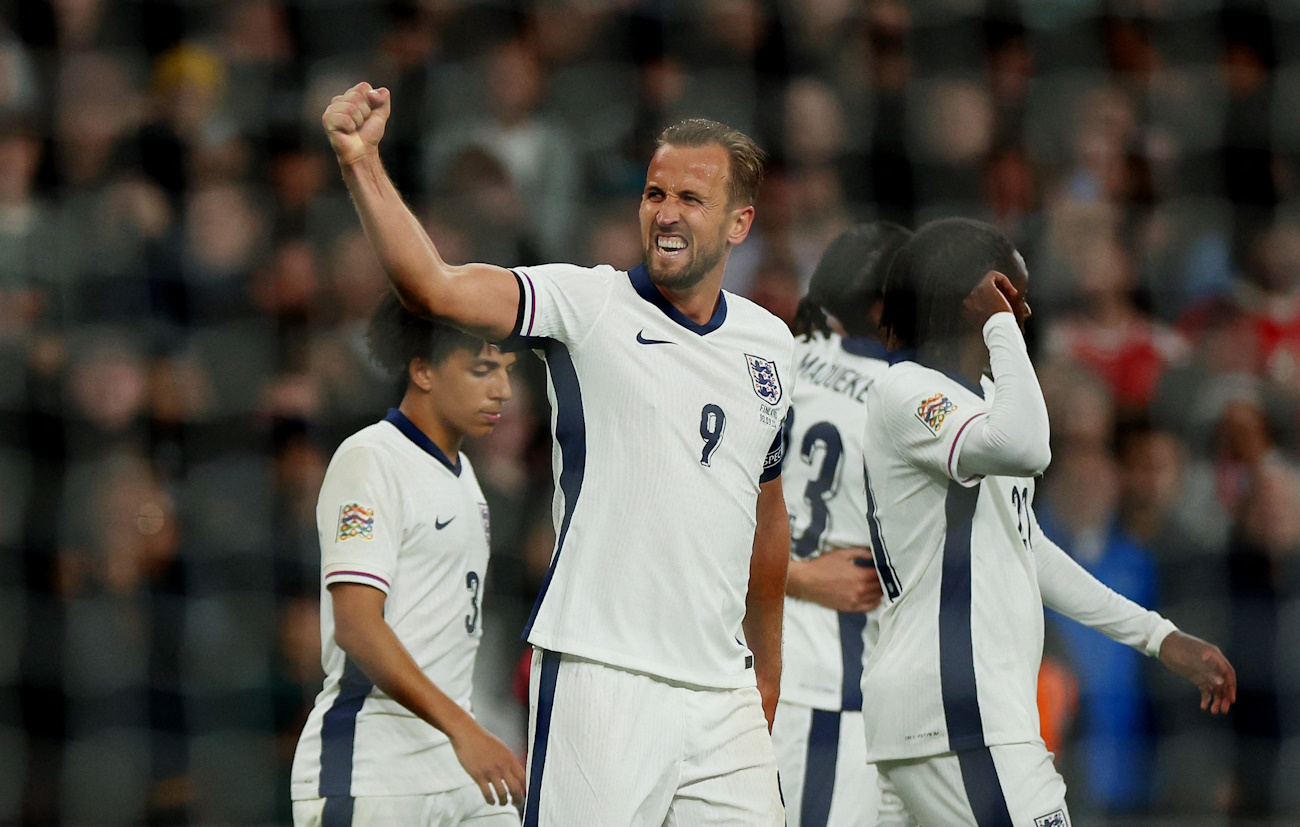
xmin=322 ymin=82 xmax=391 ymax=166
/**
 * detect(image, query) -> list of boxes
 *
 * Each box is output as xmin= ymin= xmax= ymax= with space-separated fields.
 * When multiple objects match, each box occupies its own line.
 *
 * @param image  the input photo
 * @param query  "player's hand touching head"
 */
xmin=322 ymin=82 xmax=392 ymax=166
xmin=962 ymin=270 xmax=1017 ymax=331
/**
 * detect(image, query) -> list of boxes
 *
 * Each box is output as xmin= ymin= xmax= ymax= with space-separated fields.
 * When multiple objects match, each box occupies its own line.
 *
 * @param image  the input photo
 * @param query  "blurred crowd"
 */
xmin=1 ymin=0 xmax=1299 ymax=823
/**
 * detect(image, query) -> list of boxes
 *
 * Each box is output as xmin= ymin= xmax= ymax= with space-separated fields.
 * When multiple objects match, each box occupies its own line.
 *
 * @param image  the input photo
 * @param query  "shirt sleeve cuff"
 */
xmin=1145 ymin=617 xmax=1179 ymax=658
xmin=323 ymin=564 xmax=392 ymax=594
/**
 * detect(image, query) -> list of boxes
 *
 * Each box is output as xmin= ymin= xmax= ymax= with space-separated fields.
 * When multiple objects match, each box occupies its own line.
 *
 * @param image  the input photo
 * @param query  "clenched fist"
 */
xmin=322 ymin=82 xmax=391 ymax=166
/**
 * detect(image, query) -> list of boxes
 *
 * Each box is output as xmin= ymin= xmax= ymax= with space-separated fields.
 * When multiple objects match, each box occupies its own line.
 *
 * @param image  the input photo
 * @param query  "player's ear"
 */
xmin=727 ymin=204 xmax=755 ymax=246
xmin=408 ymin=357 xmax=435 ymax=392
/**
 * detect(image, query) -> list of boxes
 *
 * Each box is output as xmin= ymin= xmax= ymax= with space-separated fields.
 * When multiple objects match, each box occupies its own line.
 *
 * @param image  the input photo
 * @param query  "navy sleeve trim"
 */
xmin=498 ymin=270 xmax=531 ymax=352
xmin=760 ymin=427 xmax=785 ymax=483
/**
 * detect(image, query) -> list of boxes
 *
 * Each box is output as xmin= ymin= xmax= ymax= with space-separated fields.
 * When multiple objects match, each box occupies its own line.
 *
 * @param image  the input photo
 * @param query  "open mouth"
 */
xmin=655 ymin=235 xmax=688 ymax=256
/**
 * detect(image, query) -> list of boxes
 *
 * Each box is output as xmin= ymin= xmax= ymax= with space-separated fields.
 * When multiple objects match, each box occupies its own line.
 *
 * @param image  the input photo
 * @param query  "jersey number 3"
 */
xmin=699 ymin=404 xmax=726 ymax=466
xmin=465 ymin=571 xmax=481 ymax=634
xmin=794 ymin=421 xmax=844 ymax=557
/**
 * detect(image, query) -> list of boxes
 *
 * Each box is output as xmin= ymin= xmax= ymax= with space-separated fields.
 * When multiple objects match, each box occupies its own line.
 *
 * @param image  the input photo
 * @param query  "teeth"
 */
xmin=657 ymin=237 xmax=686 ymax=251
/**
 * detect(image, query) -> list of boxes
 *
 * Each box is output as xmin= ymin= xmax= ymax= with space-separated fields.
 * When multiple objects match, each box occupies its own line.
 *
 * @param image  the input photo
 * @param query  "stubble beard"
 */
xmin=644 ymin=236 xmax=727 ymax=292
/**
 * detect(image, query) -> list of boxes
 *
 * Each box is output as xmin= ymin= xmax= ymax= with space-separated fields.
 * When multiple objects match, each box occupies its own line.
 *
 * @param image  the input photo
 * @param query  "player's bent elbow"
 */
xmin=986 ymin=436 xmax=1051 ymax=478
xmin=1014 ymin=440 xmax=1052 ymax=477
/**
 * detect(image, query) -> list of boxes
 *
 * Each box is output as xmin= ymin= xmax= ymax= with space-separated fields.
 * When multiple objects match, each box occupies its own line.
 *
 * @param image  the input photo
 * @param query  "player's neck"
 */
xmin=656 ymin=268 xmax=726 ymax=325
xmin=398 ymin=396 xmax=464 ymax=460
xmin=921 ymin=338 xmax=986 ymax=388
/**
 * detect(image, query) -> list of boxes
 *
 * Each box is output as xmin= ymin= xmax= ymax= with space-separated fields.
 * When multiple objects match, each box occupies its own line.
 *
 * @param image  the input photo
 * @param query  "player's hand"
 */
xmin=787 ymin=547 xmax=883 ymax=613
xmin=447 ymin=718 xmax=526 ymax=807
xmin=1158 ymin=630 xmax=1237 ymax=715
xmin=962 ymin=270 xmax=1016 ymax=331
xmin=322 ymin=82 xmax=391 ymax=166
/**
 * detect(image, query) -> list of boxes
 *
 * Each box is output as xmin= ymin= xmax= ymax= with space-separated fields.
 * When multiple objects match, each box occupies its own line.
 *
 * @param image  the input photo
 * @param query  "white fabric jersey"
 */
xmin=292 ymin=410 xmax=494 ymax=799
xmin=781 ymin=331 xmax=891 ymax=711
xmin=859 ymin=360 xmax=1047 ymax=762
xmin=511 ymin=263 xmax=794 ymax=689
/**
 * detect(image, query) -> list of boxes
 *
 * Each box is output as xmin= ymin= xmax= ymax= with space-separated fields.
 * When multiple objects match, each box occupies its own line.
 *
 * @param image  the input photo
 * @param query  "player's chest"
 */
xmin=581 ymin=315 xmax=788 ymax=430
xmin=400 ymin=478 xmax=492 ymax=567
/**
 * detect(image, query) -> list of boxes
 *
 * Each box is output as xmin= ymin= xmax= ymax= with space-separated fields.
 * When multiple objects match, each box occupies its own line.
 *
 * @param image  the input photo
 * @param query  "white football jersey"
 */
xmin=781 ymin=331 xmax=891 ymax=711
xmin=512 ymin=263 xmax=794 ymax=689
xmin=292 ymin=410 xmax=493 ymax=799
xmin=860 ymin=363 xmax=1046 ymax=762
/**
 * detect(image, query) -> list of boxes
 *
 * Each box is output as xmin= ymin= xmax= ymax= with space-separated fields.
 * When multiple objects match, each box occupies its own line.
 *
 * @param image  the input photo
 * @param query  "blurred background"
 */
xmin=0 ymin=0 xmax=1297 ymax=823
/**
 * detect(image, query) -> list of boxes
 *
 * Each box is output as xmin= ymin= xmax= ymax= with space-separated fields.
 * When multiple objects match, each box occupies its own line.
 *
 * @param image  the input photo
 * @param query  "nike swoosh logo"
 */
xmin=435 ymin=517 xmax=454 ymax=530
xmin=636 ymin=330 xmax=674 ymax=346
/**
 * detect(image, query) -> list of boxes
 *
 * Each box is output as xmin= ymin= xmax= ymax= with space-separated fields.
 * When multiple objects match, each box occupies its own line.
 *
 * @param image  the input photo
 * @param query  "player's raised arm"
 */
xmin=322 ymin=83 xmax=519 ymax=341
xmin=953 ymin=272 xmax=1051 ymax=480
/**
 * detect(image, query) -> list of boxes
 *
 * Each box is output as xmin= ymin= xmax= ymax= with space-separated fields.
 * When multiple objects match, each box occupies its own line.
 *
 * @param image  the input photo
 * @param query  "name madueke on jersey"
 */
xmin=796 ymin=351 xmax=875 ymax=404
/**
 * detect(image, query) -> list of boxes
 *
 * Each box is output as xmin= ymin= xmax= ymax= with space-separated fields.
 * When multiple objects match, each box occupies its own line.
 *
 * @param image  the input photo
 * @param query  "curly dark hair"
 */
xmin=880 ymin=218 xmax=1022 ymax=358
xmin=792 ymin=221 xmax=912 ymax=340
xmin=366 ymin=291 xmax=487 ymax=379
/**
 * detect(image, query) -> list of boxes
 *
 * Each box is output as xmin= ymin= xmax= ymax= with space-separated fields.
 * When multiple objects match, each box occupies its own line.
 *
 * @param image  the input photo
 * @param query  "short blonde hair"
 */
xmin=656 ymin=119 xmax=766 ymax=208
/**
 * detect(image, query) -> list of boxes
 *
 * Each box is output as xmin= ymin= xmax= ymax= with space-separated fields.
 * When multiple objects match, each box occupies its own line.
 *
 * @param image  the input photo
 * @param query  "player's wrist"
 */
xmin=337 ymin=146 xmax=382 ymax=171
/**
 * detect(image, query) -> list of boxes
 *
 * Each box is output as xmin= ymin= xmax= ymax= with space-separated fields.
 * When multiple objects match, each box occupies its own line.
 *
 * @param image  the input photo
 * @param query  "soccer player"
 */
xmin=290 ymin=293 xmax=524 ymax=826
xmin=322 ymin=83 xmax=792 ymax=825
xmin=772 ymin=221 xmax=910 ymax=827
xmin=861 ymin=218 xmax=1237 ymax=826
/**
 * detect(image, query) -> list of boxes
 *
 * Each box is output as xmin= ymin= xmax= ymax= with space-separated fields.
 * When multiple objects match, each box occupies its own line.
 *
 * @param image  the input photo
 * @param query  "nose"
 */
xmin=492 ymin=370 xmax=513 ymax=402
xmin=656 ymin=196 xmax=682 ymax=226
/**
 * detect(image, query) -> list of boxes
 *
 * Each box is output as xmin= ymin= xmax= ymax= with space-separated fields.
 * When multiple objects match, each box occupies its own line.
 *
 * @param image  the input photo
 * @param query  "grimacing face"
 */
xmin=639 ymin=143 xmax=741 ymax=291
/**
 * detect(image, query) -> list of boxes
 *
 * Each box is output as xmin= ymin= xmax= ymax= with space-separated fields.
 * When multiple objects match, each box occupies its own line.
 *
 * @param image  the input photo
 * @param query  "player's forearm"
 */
xmin=340 ymin=153 xmax=453 ymax=317
xmin=1035 ymin=534 xmax=1176 ymax=656
xmin=336 ymin=613 xmax=478 ymax=740
xmin=956 ymin=315 xmax=1051 ymax=478
xmin=747 ymin=480 xmax=790 ymax=721
xmin=784 ymin=559 xmax=816 ymax=601
xmin=743 ymin=591 xmax=783 ymax=717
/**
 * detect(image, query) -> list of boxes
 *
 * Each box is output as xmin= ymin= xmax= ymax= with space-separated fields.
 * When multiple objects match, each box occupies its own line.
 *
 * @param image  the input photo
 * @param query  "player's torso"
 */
xmin=860 ymin=366 xmax=1044 ymax=759
xmin=781 ymin=333 xmax=890 ymax=710
xmin=527 ymin=266 xmax=793 ymax=687
xmin=297 ymin=424 xmax=494 ymax=797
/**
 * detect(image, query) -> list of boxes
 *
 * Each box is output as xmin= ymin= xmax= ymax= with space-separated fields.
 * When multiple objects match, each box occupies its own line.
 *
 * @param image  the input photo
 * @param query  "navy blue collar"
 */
xmin=383 ymin=408 xmax=461 ymax=475
xmin=628 ymin=263 xmax=727 ymax=335
xmin=840 ymin=336 xmax=892 ymax=362
xmin=907 ymin=360 xmax=986 ymax=399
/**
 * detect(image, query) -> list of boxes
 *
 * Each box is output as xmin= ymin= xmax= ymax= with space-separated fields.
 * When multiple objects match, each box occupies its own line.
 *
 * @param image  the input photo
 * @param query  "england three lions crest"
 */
xmin=745 ymin=354 xmax=783 ymax=405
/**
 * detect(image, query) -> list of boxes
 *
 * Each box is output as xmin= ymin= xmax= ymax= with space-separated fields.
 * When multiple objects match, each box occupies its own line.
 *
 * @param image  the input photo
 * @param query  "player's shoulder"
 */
xmin=332 ymin=421 xmax=397 ymax=458
xmin=876 ymin=360 xmax=984 ymax=409
xmin=721 ymin=290 xmax=795 ymax=351
xmin=517 ymin=261 xmax=622 ymax=283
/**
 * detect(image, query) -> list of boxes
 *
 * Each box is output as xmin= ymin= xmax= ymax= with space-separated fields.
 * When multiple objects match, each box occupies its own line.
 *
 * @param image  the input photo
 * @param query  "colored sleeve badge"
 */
xmin=337 ymin=503 xmax=375 ymax=541
xmin=915 ymin=393 xmax=957 ymax=436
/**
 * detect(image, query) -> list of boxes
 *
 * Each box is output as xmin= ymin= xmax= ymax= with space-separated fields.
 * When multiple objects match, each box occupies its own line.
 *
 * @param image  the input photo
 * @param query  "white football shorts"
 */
xmin=522 ymin=648 xmax=784 ymax=826
xmin=874 ymin=742 xmax=1070 ymax=827
xmin=771 ymin=700 xmax=879 ymax=827
xmin=292 ymin=785 xmax=520 ymax=827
